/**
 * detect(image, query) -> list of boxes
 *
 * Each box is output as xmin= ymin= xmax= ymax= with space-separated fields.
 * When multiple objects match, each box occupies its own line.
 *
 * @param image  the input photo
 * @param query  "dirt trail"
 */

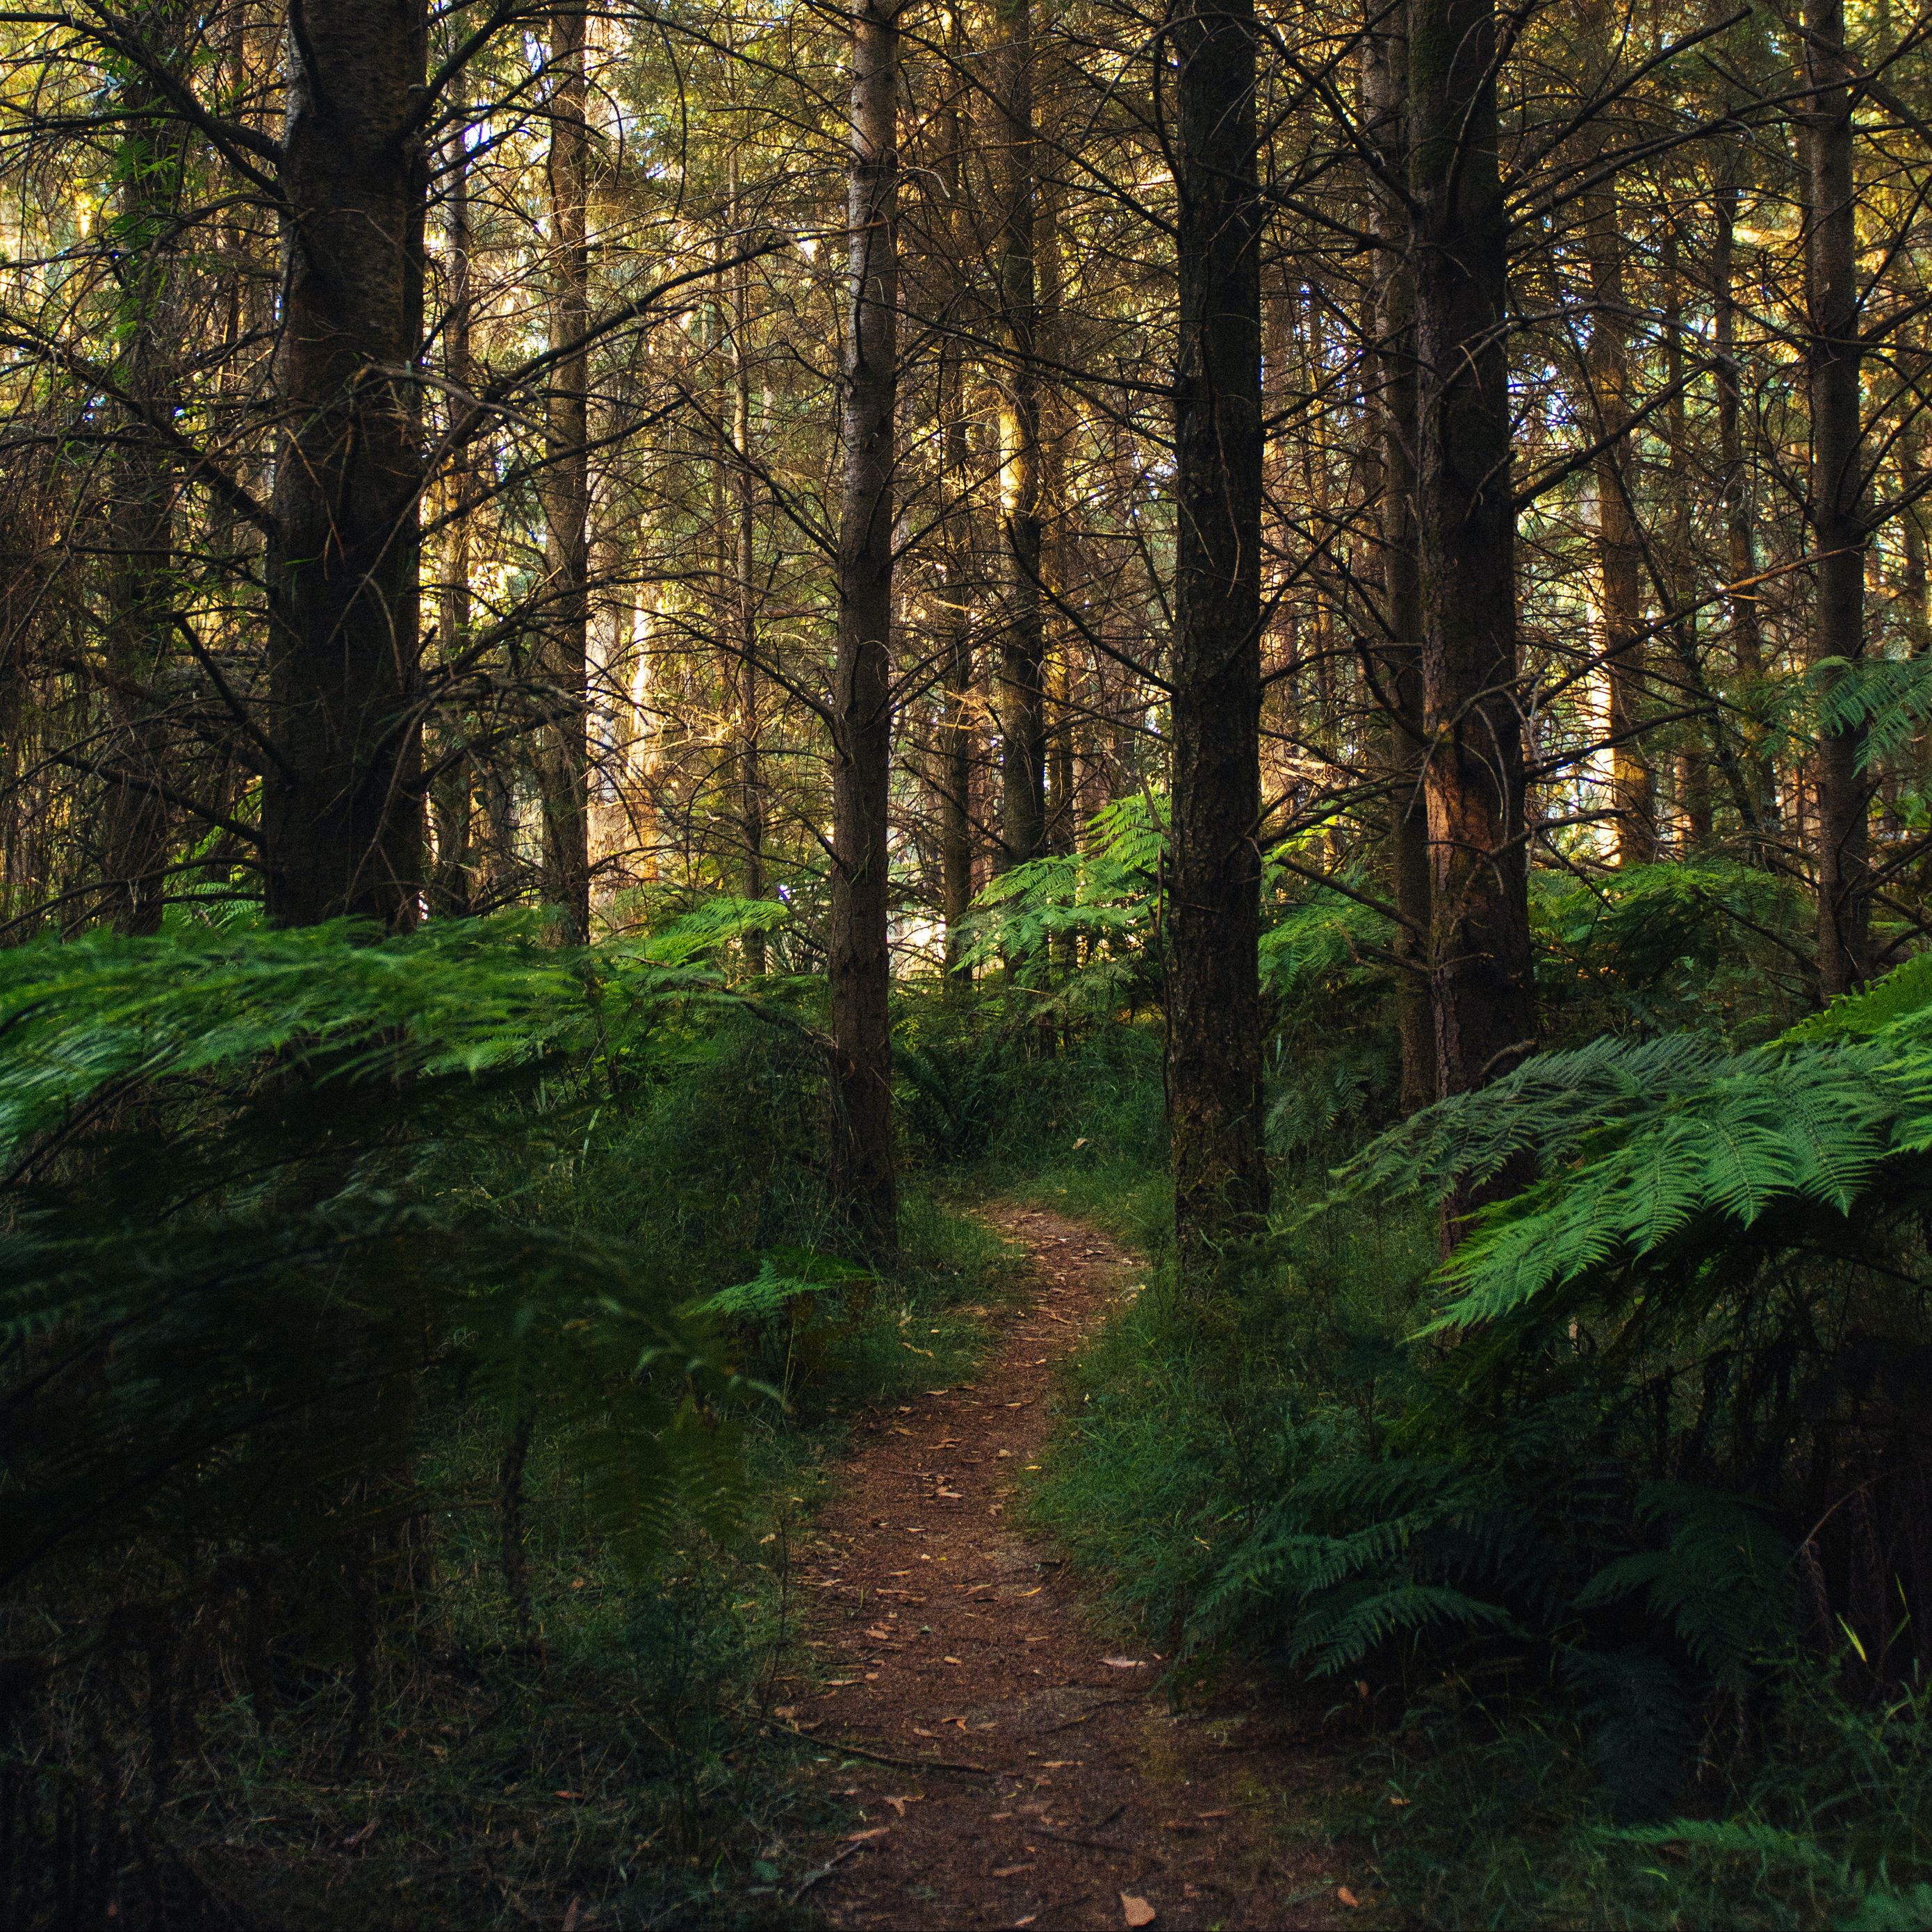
xmin=783 ymin=1204 xmax=1353 ymax=1931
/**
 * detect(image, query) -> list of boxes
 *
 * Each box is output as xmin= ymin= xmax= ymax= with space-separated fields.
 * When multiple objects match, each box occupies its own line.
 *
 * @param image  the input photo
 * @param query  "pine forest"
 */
xmin=4 ymin=0 xmax=1932 ymax=1919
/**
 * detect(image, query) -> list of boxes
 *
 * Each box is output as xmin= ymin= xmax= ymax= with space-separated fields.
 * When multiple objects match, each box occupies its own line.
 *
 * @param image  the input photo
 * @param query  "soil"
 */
xmin=780 ymin=1204 xmax=1361 ymax=1931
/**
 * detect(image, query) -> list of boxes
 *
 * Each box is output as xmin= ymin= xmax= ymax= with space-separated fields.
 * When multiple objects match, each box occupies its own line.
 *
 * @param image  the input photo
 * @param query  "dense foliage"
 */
xmin=6 ymin=0 xmax=1932 ymax=1915
xmin=0 ymin=912 xmax=1020 ymax=1926
xmin=1017 ymin=855 xmax=1932 ymax=1927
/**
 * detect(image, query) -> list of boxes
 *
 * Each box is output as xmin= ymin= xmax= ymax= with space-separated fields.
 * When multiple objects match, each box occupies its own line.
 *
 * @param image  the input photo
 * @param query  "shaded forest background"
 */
xmin=5 ymin=0 xmax=1932 ymax=1919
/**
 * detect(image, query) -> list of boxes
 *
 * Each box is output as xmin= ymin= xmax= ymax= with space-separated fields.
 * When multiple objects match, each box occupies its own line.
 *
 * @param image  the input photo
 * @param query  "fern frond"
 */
xmin=1291 ymin=1582 xmax=1525 ymax=1673
xmin=1574 ymin=1484 xmax=1794 ymax=1689
xmin=1605 ymin=1817 xmax=1837 ymax=1867
xmin=1418 ymin=1042 xmax=1896 ymax=1330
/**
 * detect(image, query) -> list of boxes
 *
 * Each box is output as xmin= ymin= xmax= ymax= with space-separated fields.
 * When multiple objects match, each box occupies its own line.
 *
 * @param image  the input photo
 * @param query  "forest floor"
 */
xmin=776 ymin=1204 xmax=1365 ymax=1932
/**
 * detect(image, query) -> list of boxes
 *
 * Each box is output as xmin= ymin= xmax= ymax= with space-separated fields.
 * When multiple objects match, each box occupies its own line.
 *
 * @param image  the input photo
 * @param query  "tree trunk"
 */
xmin=830 ymin=0 xmax=901 ymax=1249
xmin=537 ymin=3 xmax=591 ymax=940
xmin=1711 ymin=177 xmax=1780 ymax=851
xmin=430 ymin=91 xmax=475 ymax=918
xmin=936 ymin=34 xmax=976 ymax=992
xmin=99 ymin=76 xmax=182 ymax=934
xmin=1805 ymin=0 xmax=1869 ymax=998
xmin=994 ymin=0 xmax=1045 ymax=869
xmin=1660 ymin=223 xmax=1714 ymax=850
xmin=1901 ymin=430 xmax=1932 ymax=786
xmin=729 ymin=162 xmax=767 ymax=970
xmin=1364 ymin=8 xmax=1434 ymax=1112
xmin=939 ymin=378 xmax=976 ymax=990
xmin=1166 ymin=0 xmax=1269 ymax=1265
xmin=263 ymin=0 xmax=427 ymax=928
xmin=1409 ymin=0 xmax=1535 ymax=1103
xmin=1582 ymin=161 xmax=1655 ymax=865
xmin=1038 ymin=155 xmax=1076 ymax=999
xmin=1899 ymin=426 xmax=1931 ymax=659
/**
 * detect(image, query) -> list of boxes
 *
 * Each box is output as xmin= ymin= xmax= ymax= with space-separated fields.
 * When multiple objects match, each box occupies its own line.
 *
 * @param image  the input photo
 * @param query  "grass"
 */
xmin=149 ymin=1546 xmax=823 ymax=1929
xmin=1023 ymin=1179 xmax=1434 ymax=1646
xmin=899 ymin=1008 xmax=1174 ymax=1256
xmin=1020 ymin=1156 xmax=1932 ymax=1932
xmin=1332 ymin=1663 xmax=1932 ymax=1929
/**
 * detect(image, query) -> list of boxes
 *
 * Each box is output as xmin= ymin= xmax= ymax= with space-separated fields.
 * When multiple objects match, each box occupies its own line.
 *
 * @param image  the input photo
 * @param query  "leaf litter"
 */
xmin=783 ymin=1205 xmax=1351 ymax=1929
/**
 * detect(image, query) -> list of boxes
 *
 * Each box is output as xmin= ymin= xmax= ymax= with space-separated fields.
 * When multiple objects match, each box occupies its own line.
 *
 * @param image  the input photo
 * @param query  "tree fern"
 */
xmin=1327 ymin=947 xmax=1932 ymax=1336
xmin=1562 ymin=1645 xmax=1697 ymax=1824
xmin=1810 ymin=651 xmax=1932 ymax=773
xmin=1573 ymin=1484 xmax=1795 ymax=1692
xmin=1423 ymin=1046 xmax=1895 ymax=1329
xmin=0 ymin=913 xmax=769 ymax=1153
xmin=0 ymin=918 xmax=778 ymax=1603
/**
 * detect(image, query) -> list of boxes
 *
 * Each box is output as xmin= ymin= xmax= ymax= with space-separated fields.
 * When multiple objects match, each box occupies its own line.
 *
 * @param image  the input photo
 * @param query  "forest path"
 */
xmin=784 ymin=1204 xmax=1352 ymax=1931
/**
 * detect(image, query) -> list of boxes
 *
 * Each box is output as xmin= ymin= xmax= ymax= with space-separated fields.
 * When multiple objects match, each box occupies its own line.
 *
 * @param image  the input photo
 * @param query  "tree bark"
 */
xmin=830 ymin=0 xmax=901 ymax=1248
xmin=1409 ymin=0 xmax=1535 ymax=1103
xmin=1166 ymin=0 xmax=1269 ymax=1264
xmin=536 ymin=3 xmax=591 ymax=940
xmin=728 ymin=159 xmax=767 ymax=971
xmin=1805 ymin=0 xmax=1870 ymax=998
xmin=1582 ymin=161 xmax=1655 ymax=865
xmin=1901 ymin=429 xmax=1932 ymax=785
xmin=1899 ymin=426 xmax=1931 ymax=659
xmin=99 ymin=74 xmax=183 ymax=934
xmin=1364 ymin=9 xmax=1434 ymax=1112
xmin=994 ymin=0 xmax=1045 ymax=869
xmin=262 ymin=0 xmax=428 ymax=927
xmin=429 ymin=90 xmax=475 ymax=918
xmin=1660 ymin=222 xmax=1714 ymax=849
xmin=1710 ymin=174 xmax=1780 ymax=852
xmin=935 ymin=26 xmax=976 ymax=992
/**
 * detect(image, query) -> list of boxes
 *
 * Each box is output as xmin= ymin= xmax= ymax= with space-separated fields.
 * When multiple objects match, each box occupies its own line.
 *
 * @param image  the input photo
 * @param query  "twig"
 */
xmin=765 ymin=1721 xmax=999 ymax=1776
xmin=1028 ymin=1826 xmax=1136 ymax=1854
xmin=1042 ymin=1697 xmax=1133 ymax=1733
xmin=787 ymin=1838 xmax=867 ymax=1904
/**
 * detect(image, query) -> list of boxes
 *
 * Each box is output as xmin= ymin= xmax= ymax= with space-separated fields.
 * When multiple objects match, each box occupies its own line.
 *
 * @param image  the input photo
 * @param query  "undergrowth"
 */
xmin=0 ymin=915 xmax=1022 ymax=1929
xmin=75 ymin=1188 xmax=1017 ymax=1932
xmin=1015 ymin=909 xmax=1932 ymax=1928
xmin=896 ymin=990 xmax=1171 ymax=1252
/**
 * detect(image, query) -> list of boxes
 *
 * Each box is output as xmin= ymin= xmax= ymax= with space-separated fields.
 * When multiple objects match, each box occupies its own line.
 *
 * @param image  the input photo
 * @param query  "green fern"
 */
xmin=1810 ymin=652 xmax=1932 ymax=772
xmin=1573 ymin=1484 xmax=1795 ymax=1691
xmin=0 ymin=919 xmax=773 ymax=1603
xmin=1837 ymin=1884 xmax=1932 ymax=1930
xmin=688 ymin=1252 xmax=870 ymax=1322
xmin=0 ymin=913 xmax=761 ymax=1154
xmin=957 ymin=794 xmax=1165 ymax=975
xmin=1562 ymin=1645 xmax=1697 ymax=1823
xmin=1423 ymin=1045 xmax=1894 ymax=1329
xmin=1327 ymin=948 xmax=1932 ymax=1336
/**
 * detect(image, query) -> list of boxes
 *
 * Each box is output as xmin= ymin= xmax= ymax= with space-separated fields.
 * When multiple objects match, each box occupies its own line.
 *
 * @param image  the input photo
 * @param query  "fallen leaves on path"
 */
xmin=786 ymin=1205 xmax=1344 ymax=1931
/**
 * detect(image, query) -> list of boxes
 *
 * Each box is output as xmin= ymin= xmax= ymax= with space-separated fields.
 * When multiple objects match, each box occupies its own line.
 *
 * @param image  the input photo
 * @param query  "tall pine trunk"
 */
xmin=537 ymin=3 xmax=591 ymax=940
xmin=1660 ymin=223 xmax=1715 ymax=849
xmin=1364 ymin=10 xmax=1434 ymax=1111
xmin=936 ymin=29 xmax=977 ymax=990
xmin=1409 ymin=0 xmax=1535 ymax=1102
xmin=263 ymin=0 xmax=427 ymax=926
xmin=1712 ymin=175 xmax=1779 ymax=849
xmin=1166 ymin=0 xmax=1268 ymax=1264
xmin=99 ymin=74 xmax=182 ymax=933
xmin=830 ymin=0 xmax=901 ymax=1248
xmin=1582 ymin=157 xmax=1655 ymax=864
xmin=1805 ymin=0 xmax=1869 ymax=998
xmin=728 ymin=161 xmax=767 ymax=970
xmin=430 ymin=89 xmax=475 ymax=917
xmin=994 ymin=0 xmax=1045 ymax=869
